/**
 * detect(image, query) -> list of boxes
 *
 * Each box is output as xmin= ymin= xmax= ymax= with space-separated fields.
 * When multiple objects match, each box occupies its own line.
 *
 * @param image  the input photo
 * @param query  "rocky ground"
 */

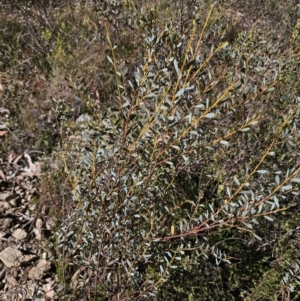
xmin=0 ymin=151 xmax=58 ymax=301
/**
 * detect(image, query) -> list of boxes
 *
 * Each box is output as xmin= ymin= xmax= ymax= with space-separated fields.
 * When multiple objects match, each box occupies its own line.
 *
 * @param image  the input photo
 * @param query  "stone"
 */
xmin=0 ymin=218 xmax=13 ymax=229
xmin=45 ymin=290 xmax=55 ymax=298
xmin=28 ymin=259 xmax=51 ymax=280
xmin=46 ymin=217 xmax=56 ymax=230
xmin=0 ymin=154 xmax=57 ymax=300
xmin=7 ymin=276 xmax=18 ymax=286
xmin=36 ymin=218 xmax=43 ymax=229
xmin=37 ymin=259 xmax=51 ymax=270
xmin=4 ymin=193 xmax=19 ymax=203
xmin=21 ymin=254 xmax=38 ymax=266
xmin=33 ymin=228 xmax=42 ymax=240
xmin=0 ymin=247 xmax=23 ymax=267
xmin=0 ymin=201 xmax=11 ymax=213
xmin=8 ymin=197 xmax=19 ymax=207
xmin=0 ymin=192 xmax=10 ymax=201
xmin=41 ymin=289 xmax=55 ymax=301
xmin=43 ymin=281 xmax=54 ymax=292
xmin=12 ymin=228 xmax=28 ymax=240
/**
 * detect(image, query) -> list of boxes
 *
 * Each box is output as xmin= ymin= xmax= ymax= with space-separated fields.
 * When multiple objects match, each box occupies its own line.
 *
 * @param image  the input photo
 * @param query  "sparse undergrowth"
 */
xmin=1 ymin=1 xmax=300 ymax=300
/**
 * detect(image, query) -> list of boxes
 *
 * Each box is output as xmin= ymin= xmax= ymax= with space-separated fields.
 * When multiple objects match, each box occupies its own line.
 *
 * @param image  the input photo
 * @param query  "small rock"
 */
xmin=37 ymin=259 xmax=51 ymax=270
xmin=43 ymin=281 xmax=54 ymax=292
xmin=8 ymin=198 xmax=19 ymax=207
xmin=0 ymin=192 xmax=10 ymax=201
xmin=12 ymin=228 xmax=28 ymax=240
xmin=36 ymin=218 xmax=43 ymax=229
xmin=46 ymin=217 xmax=56 ymax=230
xmin=22 ymin=254 xmax=38 ymax=264
xmin=33 ymin=228 xmax=42 ymax=240
xmin=0 ymin=247 xmax=23 ymax=267
xmin=28 ymin=266 xmax=43 ymax=280
xmin=5 ymin=193 xmax=19 ymax=203
xmin=0 ymin=201 xmax=10 ymax=213
xmin=0 ymin=218 xmax=13 ymax=230
xmin=28 ymin=259 xmax=51 ymax=280
xmin=7 ymin=275 xmax=18 ymax=286
xmin=43 ymin=290 xmax=55 ymax=301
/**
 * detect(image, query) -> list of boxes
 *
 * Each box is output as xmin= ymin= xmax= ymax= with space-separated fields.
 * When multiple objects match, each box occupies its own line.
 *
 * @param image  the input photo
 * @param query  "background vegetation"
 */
xmin=1 ymin=0 xmax=299 ymax=300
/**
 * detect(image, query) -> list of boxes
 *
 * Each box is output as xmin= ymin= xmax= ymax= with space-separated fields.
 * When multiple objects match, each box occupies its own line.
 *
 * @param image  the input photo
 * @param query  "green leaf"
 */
xmin=257 ymin=170 xmax=269 ymax=174
xmin=174 ymin=59 xmax=179 ymax=75
xmin=252 ymin=233 xmax=262 ymax=240
xmin=160 ymin=265 xmax=164 ymax=274
xmin=175 ymin=88 xmax=185 ymax=97
xmin=220 ymin=140 xmax=229 ymax=147
xmin=233 ymin=176 xmax=240 ymax=186
xmin=205 ymin=113 xmax=215 ymax=118
xmin=264 ymin=215 xmax=274 ymax=221
xmin=107 ymin=55 xmax=113 ymax=64
xmin=239 ymin=127 xmax=250 ymax=132
xmin=291 ymin=178 xmax=300 ymax=183
xmin=281 ymin=185 xmax=293 ymax=191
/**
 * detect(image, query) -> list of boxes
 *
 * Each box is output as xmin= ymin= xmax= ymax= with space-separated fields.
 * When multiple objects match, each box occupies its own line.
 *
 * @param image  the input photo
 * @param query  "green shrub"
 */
xmin=1 ymin=0 xmax=299 ymax=300
xmin=53 ymin=1 xmax=300 ymax=300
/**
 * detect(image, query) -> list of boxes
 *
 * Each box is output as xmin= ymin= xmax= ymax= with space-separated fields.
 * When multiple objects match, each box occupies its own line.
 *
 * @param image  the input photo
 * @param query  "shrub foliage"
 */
xmin=53 ymin=1 xmax=300 ymax=300
xmin=1 ymin=0 xmax=299 ymax=300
